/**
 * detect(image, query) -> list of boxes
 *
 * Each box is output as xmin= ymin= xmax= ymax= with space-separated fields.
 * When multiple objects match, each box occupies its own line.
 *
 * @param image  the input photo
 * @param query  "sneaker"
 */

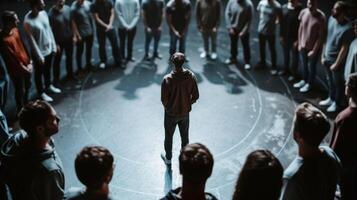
xmin=299 ymin=83 xmax=310 ymax=93
xmin=288 ymin=76 xmax=295 ymax=82
xmin=244 ymin=64 xmax=251 ymax=70
xmin=41 ymin=92 xmax=53 ymax=102
xmin=293 ymin=80 xmax=306 ymax=88
xmin=200 ymin=51 xmax=207 ymax=58
xmin=327 ymin=102 xmax=337 ymax=112
xmin=160 ymin=152 xmax=171 ymax=165
xmin=153 ymin=53 xmax=163 ymax=59
xmin=278 ymin=70 xmax=287 ymax=76
xmin=319 ymin=97 xmax=333 ymax=106
xmin=47 ymin=84 xmax=62 ymax=94
xmin=127 ymin=57 xmax=136 ymax=62
xmin=225 ymin=58 xmax=237 ymax=65
xmin=99 ymin=62 xmax=106 ymax=69
xmin=210 ymin=52 xmax=217 ymax=60
xmin=270 ymin=69 xmax=278 ymax=76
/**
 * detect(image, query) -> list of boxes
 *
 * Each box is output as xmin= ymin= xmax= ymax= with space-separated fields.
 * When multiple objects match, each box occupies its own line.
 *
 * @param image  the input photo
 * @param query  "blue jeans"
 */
xmin=283 ymin=38 xmax=299 ymax=75
xmin=169 ymin=31 xmax=187 ymax=56
xmin=164 ymin=113 xmax=189 ymax=160
xmin=145 ymin=28 xmax=161 ymax=56
xmin=259 ymin=33 xmax=277 ymax=68
xmin=97 ymin=29 xmax=121 ymax=65
xmin=324 ymin=60 xmax=345 ymax=105
xmin=300 ymin=48 xmax=320 ymax=85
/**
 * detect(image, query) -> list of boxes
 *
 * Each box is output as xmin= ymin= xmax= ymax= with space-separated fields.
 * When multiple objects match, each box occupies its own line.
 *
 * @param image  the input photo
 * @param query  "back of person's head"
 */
xmin=1 ymin=11 xmax=17 ymax=28
xmin=27 ymin=0 xmax=44 ymax=9
xmin=293 ymin=103 xmax=330 ymax=147
xmin=232 ymin=150 xmax=283 ymax=200
xmin=179 ymin=143 xmax=214 ymax=184
xmin=75 ymin=146 xmax=114 ymax=189
xmin=347 ymin=72 xmax=357 ymax=102
xmin=18 ymin=100 xmax=56 ymax=137
xmin=171 ymin=52 xmax=185 ymax=69
xmin=332 ymin=1 xmax=349 ymax=18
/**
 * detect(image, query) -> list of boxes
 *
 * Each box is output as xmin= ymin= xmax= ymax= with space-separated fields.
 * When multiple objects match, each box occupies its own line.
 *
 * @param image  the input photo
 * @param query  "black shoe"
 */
xmin=255 ymin=61 xmax=267 ymax=69
xmin=160 ymin=152 xmax=171 ymax=165
xmin=153 ymin=53 xmax=163 ymax=59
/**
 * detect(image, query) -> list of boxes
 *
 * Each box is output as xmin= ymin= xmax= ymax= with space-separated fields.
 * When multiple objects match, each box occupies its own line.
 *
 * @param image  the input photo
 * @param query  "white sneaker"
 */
xmin=327 ymin=102 xmax=337 ymax=112
xmin=270 ymin=69 xmax=278 ymax=75
xmin=319 ymin=97 xmax=333 ymax=106
xmin=288 ymin=76 xmax=295 ymax=82
xmin=293 ymin=80 xmax=306 ymax=88
xmin=200 ymin=51 xmax=207 ymax=58
xmin=299 ymin=83 xmax=310 ymax=93
xmin=244 ymin=64 xmax=251 ymax=70
xmin=47 ymin=84 xmax=61 ymax=94
xmin=41 ymin=92 xmax=53 ymax=102
xmin=160 ymin=152 xmax=171 ymax=165
xmin=99 ymin=62 xmax=106 ymax=69
xmin=210 ymin=52 xmax=217 ymax=60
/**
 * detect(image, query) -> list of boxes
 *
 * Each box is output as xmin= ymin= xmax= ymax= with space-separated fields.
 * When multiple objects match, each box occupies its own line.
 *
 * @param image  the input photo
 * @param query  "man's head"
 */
xmin=1 ymin=11 xmax=20 ymax=29
xmin=293 ymin=103 xmax=330 ymax=147
xmin=55 ymin=0 xmax=66 ymax=10
xmin=77 ymin=0 xmax=84 ymax=5
xmin=233 ymin=150 xmax=283 ymax=200
xmin=75 ymin=146 xmax=114 ymax=189
xmin=179 ymin=143 xmax=214 ymax=185
xmin=28 ymin=0 xmax=45 ymax=10
xmin=346 ymin=73 xmax=357 ymax=103
xmin=18 ymin=100 xmax=60 ymax=138
xmin=307 ymin=0 xmax=317 ymax=12
xmin=331 ymin=1 xmax=348 ymax=20
xmin=171 ymin=52 xmax=185 ymax=71
xmin=237 ymin=0 xmax=245 ymax=4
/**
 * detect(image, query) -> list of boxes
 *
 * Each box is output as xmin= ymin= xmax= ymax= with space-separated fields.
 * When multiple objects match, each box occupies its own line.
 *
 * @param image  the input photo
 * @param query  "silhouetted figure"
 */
xmin=344 ymin=20 xmax=357 ymax=80
xmin=0 ymin=100 xmax=64 ymax=200
xmin=160 ymin=53 xmax=199 ymax=165
xmin=160 ymin=143 xmax=218 ymax=200
xmin=281 ymin=102 xmax=342 ymax=200
xmin=232 ymin=150 xmax=283 ymax=200
xmin=64 ymin=146 xmax=116 ymax=200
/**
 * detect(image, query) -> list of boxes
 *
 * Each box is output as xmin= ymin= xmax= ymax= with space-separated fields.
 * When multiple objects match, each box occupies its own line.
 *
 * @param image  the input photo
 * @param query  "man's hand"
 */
xmin=239 ymin=31 xmax=245 ymax=37
xmin=73 ymin=36 xmax=78 ymax=43
xmin=26 ymin=63 xmax=33 ymax=73
xmin=321 ymin=56 xmax=326 ymax=65
xmin=229 ymin=28 xmax=235 ymax=35
xmin=293 ymin=41 xmax=298 ymax=50
xmin=330 ymin=63 xmax=338 ymax=71
xmin=308 ymin=50 xmax=315 ymax=58
xmin=106 ymin=24 xmax=113 ymax=32
xmin=174 ymin=30 xmax=180 ymax=38
xmin=56 ymin=45 xmax=61 ymax=55
xmin=280 ymin=37 xmax=284 ymax=45
xmin=212 ymin=27 xmax=217 ymax=33
xmin=146 ymin=27 xmax=152 ymax=33
xmin=198 ymin=26 xmax=203 ymax=32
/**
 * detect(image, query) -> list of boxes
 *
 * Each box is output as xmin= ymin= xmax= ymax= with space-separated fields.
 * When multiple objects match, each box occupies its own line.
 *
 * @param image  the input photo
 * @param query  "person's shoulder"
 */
xmin=335 ymin=106 xmax=354 ymax=123
xmin=64 ymin=187 xmax=85 ymax=200
xmin=283 ymin=157 xmax=303 ymax=180
xmin=320 ymin=146 xmax=341 ymax=163
xmin=273 ymin=0 xmax=281 ymax=8
xmin=316 ymin=9 xmax=326 ymax=20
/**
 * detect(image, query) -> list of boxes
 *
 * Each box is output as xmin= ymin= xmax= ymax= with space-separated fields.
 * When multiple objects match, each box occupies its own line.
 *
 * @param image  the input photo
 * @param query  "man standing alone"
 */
xmin=161 ymin=52 xmax=199 ymax=165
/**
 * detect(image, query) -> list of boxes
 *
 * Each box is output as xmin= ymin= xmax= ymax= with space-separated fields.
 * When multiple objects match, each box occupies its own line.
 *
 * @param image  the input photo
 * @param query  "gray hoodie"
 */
xmin=0 ymin=131 xmax=65 ymax=200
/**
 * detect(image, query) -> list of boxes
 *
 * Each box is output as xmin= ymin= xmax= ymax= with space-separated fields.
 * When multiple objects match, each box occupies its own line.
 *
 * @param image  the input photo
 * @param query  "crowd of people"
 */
xmin=0 ymin=0 xmax=356 ymax=199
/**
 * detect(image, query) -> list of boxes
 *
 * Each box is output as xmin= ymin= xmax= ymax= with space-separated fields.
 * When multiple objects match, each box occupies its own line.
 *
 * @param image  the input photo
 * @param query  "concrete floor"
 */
xmin=0 ymin=0 xmax=345 ymax=199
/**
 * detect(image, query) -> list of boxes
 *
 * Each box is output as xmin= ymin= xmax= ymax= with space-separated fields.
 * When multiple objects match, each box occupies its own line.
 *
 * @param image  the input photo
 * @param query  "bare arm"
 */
xmin=109 ymin=8 xmax=115 ymax=27
xmin=182 ymin=9 xmax=191 ymax=35
xmin=128 ymin=0 xmax=140 ymax=29
xmin=332 ymin=44 xmax=349 ymax=70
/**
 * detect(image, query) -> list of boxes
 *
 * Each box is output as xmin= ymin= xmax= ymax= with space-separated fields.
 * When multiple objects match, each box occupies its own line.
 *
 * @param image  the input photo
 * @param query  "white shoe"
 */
xmin=47 ymin=84 xmax=61 ymax=94
xmin=244 ymin=64 xmax=251 ymax=70
xmin=270 ymin=69 xmax=278 ymax=75
xmin=299 ymin=83 xmax=310 ymax=93
xmin=288 ymin=76 xmax=295 ymax=82
xmin=319 ymin=97 xmax=333 ymax=106
xmin=99 ymin=62 xmax=106 ymax=69
xmin=327 ymin=102 xmax=337 ymax=112
xmin=160 ymin=152 xmax=171 ymax=165
xmin=293 ymin=80 xmax=306 ymax=88
xmin=210 ymin=52 xmax=217 ymax=60
xmin=41 ymin=92 xmax=53 ymax=102
xmin=200 ymin=51 xmax=207 ymax=58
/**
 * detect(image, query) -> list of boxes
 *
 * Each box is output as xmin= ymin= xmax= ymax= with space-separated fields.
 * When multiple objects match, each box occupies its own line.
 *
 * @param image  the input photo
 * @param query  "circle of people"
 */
xmin=0 ymin=0 xmax=357 ymax=199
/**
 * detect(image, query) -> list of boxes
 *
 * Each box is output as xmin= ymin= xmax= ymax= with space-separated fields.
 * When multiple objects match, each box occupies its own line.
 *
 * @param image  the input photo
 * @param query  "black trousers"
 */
xmin=97 ymin=29 xmax=121 ymax=65
xmin=10 ymin=73 xmax=31 ymax=112
xmin=229 ymin=33 xmax=251 ymax=64
xmin=282 ymin=38 xmax=299 ymax=75
xmin=53 ymin=38 xmax=73 ymax=84
xmin=259 ymin=33 xmax=277 ymax=69
xmin=34 ymin=54 xmax=53 ymax=95
xmin=118 ymin=27 xmax=137 ymax=59
xmin=76 ymin=34 xmax=93 ymax=70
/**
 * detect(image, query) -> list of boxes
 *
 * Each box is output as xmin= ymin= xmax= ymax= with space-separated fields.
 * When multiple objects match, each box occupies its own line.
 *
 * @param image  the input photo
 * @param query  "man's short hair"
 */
xmin=171 ymin=52 xmax=185 ymax=68
xmin=179 ymin=143 xmax=214 ymax=184
xmin=347 ymin=72 xmax=357 ymax=101
xmin=293 ymin=103 xmax=330 ymax=147
xmin=1 ymin=11 xmax=16 ymax=27
xmin=27 ymin=0 xmax=40 ymax=7
xmin=335 ymin=1 xmax=349 ymax=14
xmin=18 ymin=100 xmax=53 ymax=137
xmin=75 ymin=146 xmax=114 ymax=189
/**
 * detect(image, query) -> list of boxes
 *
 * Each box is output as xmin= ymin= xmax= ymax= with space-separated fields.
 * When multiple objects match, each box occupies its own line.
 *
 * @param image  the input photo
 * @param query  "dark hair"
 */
xmin=232 ymin=150 xmax=283 ymax=200
xmin=75 ymin=146 xmax=114 ymax=189
xmin=1 ymin=11 xmax=16 ymax=27
xmin=171 ymin=52 xmax=185 ymax=68
xmin=18 ymin=100 xmax=53 ymax=137
xmin=27 ymin=0 xmax=40 ymax=7
xmin=335 ymin=1 xmax=349 ymax=14
xmin=293 ymin=103 xmax=330 ymax=147
xmin=347 ymin=72 xmax=357 ymax=101
xmin=179 ymin=143 xmax=214 ymax=184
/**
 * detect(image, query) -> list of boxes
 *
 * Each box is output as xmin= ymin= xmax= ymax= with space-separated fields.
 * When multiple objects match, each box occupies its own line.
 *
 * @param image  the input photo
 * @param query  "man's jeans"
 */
xmin=34 ymin=54 xmax=53 ymax=95
xmin=118 ymin=27 xmax=136 ymax=59
xmin=76 ymin=34 xmax=93 ymax=70
xmin=324 ymin=60 xmax=345 ymax=105
xmin=10 ymin=74 xmax=31 ymax=112
xmin=259 ymin=33 xmax=276 ymax=68
xmin=201 ymin=29 xmax=217 ymax=53
xmin=53 ymin=38 xmax=74 ymax=84
xmin=283 ymin=38 xmax=299 ymax=75
xmin=300 ymin=48 xmax=320 ymax=85
xmin=145 ymin=28 xmax=161 ymax=56
xmin=164 ymin=113 xmax=189 ymax=160
xmin=97 ymin=29 xmax=121 ymax=65
xmin=169 ymin=31 xmax=187 ymax=56
xmin=230 ymin=33 xmax=250 ymax=64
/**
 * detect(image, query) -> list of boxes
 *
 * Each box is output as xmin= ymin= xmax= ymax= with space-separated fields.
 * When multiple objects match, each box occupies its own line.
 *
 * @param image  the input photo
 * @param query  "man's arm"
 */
xmin=240 ymin=4 xmax=253 ymax=36
xmin=311 ymin=14 xmax=326 ymax=57
xmin=182 ymin=5 xmax=191 ymax=35
xmin=191 ymin=76 xmax=199 ymax=104
xmin=161 ymin=79 xmax=169 ymax=107
xmin=195 ymin=0 xmax=201 ymax=30
xmin=108 ymin=8 xmax=115 ymax=29
xmin=115 ymin=0 xmax=130 ymax=29
xmin=224 ymin=0 xmax=232 ymax=29
xmin=214 ymin=0 xmax=221 ymax=30
xmin=128 ymin=0 xmax=140 ymax=29
xmin=166 ymin=9 xmax=178 ymax=35
xmin=331 ymin=44 xmax=349 ymax=70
